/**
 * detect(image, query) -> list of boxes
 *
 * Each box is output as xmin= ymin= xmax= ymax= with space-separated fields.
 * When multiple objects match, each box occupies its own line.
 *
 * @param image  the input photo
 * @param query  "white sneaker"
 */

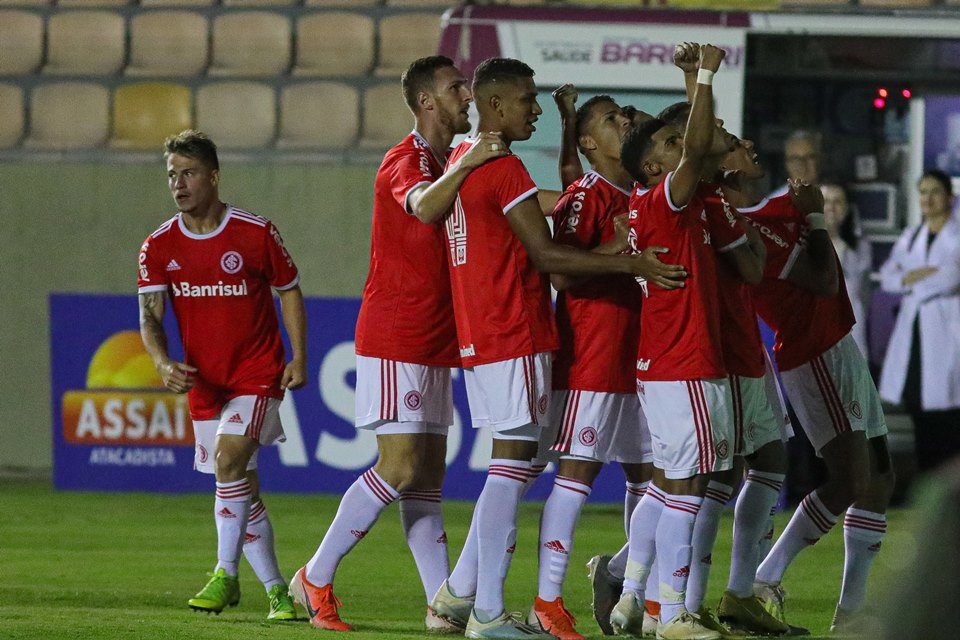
xmin=587 ymin=555 xmax=623 ymax=635
xmin=656 ymin=611 xmax=722 ymax=640
xmin=426 ymin=605 xmax=464 ymax=634
xmin=465 ymin=609 xmax=554 ymax=638
xmin=430 ymin=579 xmax=474 ymax=630
xmin=610 ymin=593 xmax=646 ymax=636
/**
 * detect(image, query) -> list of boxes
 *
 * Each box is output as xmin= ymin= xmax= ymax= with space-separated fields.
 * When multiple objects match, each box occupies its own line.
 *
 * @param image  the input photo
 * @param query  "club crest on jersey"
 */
xmin=579 ymin=426 xmax=598 ymax=446
xmin=220 ymin=251 xmax=243 ymax=274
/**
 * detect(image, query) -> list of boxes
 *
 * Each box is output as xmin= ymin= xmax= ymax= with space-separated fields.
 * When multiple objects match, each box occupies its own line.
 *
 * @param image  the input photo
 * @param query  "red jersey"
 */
xmin=628 ymin=172 xmax=725 ymax=380
xmin=354 ymin=131 xmax=459 ymax=367
xmin=740 ymin=191 xmax=855 ymax=371
xmin=444 ymin=141 xmax=558 ymax=367
xmin=552 ymin=171 xmax=641 ymax=394
xmin=701 ymin=184 xmax=765 ymax=378
xmin=137 ymin=207 xmax=300 ymax=420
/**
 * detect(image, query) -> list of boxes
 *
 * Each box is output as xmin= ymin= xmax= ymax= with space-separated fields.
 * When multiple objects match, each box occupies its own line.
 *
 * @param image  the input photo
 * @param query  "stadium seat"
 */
xmin=294 ymin=12 xmax=375 ymax=77
xmin=44 ymin=11 xmax=125 ymax=75
xmin=277 ymin=82 xmax=359 ymax=149
xmin=223 ymin=0 xmax=298 ymax=5
xmin=127 ymin=12 xmax=209 ymax=77
xmin=139 ymin=0 xmax=215 ymax=6
xmin=110 ymin=83 xmax=193 ymax=150
xmin=25 ymin=82 xmax=110 ymax=149
xmin=0 ymin=84 xmax=24 ymax=149
xmin=858 ymin=0 xmax=931 ymax=6
xmin=780 ymin=0 xmax=850 ymax=5
xmin=360 ymin=83 xmax=413 ymax=149
xmin=196 ymin=82 xmax=276 ymax=148
xmin=210 ymin=12 xmax=292 ymax=77
xmin=387 ymin=0 xmax=457 ymax=6
xmin=304 ymin=0 xmax=380 ymax=6
xmin=0 ymin=11 xmax=43 ymax=74
xmin=57 ymin=0 xmax=132 ymax=6
xmin=375 ymin=13 xmax=442 ymax=78
xmin=0 ymin=0 xmax=50 ymax=6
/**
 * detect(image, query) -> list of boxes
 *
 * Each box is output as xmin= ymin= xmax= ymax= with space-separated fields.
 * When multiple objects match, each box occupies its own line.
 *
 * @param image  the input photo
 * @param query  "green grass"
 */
xmin=0 ymin=480 xmax=912 ymax=639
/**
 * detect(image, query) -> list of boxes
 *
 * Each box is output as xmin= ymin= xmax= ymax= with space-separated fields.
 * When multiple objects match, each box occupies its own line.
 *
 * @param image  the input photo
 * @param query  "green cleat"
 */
xmin=266 ymin=583 xmax=297 ymax=621
xmin=187 ymin=568 xmax=240 ymax=614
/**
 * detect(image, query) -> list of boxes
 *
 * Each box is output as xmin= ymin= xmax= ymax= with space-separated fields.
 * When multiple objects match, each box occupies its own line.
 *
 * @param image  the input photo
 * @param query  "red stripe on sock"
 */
xmin=363 ymin=470 xmax=395 ymax=505
xmin=801 ymin=495 xmax=835 ymax=534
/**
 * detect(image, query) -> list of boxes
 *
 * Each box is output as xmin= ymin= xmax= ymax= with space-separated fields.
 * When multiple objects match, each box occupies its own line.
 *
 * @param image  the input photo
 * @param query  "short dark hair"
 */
xmin=472 ymin=57 xmax=535 ymax=92
xmin=164 ymin=130 xmax=218 ymax=170
xmin=821 ymin=181 xmax=860 ymax=250
xmin=574 ymin=94 xmax=615 ymax=142
xmin=621 ymin=118 xmax=667 ymax=185
xmin=657 ymin=101 xmax=691 ymax=129
xmin=401 ymin=55 xmax=456 ymax=111
xmin=921 ymin=168 xmax=954 ymax=197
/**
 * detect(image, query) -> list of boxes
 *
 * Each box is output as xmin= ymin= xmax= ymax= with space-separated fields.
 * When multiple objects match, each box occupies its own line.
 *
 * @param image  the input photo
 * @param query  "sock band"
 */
xmin=665 ymin=495 xmax=702 ymax=516
xmin=554 ymin=475 xmax=592 ymax=496
xmin=248 ymin=500 xmax=267 ymax=524
xmin=705 ymin=481 xmax=734 ymax=505
xmin=361 ymin=468 xmax=399 ymax=506
xmin=216 ymin=479 xmax=251 ymax=500
xmin=844 ymin=510 xmax=887 ymax=534
xmin=747 ymin=470 xmax=785 ymax=493
xmin=648 ymin=483 xmax=667 ymax=505
xmin=626 ymin=481 xmax=647 ymax=497
xmin=400 ymin=489 xmax=443 ymax=503
xmin=800 ymin=492 xmax=837 ymax=535
xmin=488 ymin=458 xmax=532 ymax=483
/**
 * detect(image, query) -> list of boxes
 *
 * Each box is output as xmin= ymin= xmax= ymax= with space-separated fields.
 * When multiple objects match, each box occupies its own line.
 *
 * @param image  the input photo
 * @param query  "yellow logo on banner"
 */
xmin=62 ymin=331 xmax=192 ymax=446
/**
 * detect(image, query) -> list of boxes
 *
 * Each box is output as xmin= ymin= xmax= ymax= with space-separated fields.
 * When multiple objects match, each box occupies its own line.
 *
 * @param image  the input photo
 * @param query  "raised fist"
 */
xmin=699 ymin=44 xmax=726 ymax=73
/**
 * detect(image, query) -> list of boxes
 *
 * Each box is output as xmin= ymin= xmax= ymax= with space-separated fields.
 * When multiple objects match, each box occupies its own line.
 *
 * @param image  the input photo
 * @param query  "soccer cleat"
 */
xmin=587 ymin=555 xmax=623 ymax=635
xmin=656 ymin=611 xmax=722 ymax=640
xmin=187 ymin=568 xmax=240 ymax=614
xmin=693 ymin=607 xmax=745 ymax=639
xmin=753 ymin=581 xmax=787 ymax=625
xmin=527 ymin=596 xmax=584 ymax=640
xmin=266 ymin=583 xmax=297 ymax=621
xmin=288 ymin=567 xmax=352 ymax=631
xmin=829 ymin=605 xmax=878 ymax=637
xmin=643 ymin=611 xmax=660 ymax=637
xmin=610 ymin=593 xmax=647 ymax=637
xmin=430 ymin=579 xmax=475 ymax=629
xmin=426 ymin=606 xmax=464 ymax=634
xmin=465 ymin=609 xmax=554 ymax=638
xmin=717 ymin=590 xmax=789 ymax=635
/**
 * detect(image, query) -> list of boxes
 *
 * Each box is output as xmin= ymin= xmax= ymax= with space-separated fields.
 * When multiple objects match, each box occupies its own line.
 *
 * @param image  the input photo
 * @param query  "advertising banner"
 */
xmin=51 ymin=294 xmax=638 ymax=502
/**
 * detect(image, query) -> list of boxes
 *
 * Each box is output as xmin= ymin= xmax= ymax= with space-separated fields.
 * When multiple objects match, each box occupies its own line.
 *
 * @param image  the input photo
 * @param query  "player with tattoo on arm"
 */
xmin=137 ymin=130 xmax=307 ymax=621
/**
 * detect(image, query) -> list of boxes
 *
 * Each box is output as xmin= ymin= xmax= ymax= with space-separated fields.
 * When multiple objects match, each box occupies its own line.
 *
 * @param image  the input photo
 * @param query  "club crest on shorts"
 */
xmin=198 ymin=444 xmax=208 ymax=463
xmin=404 ymin=390 xmax=423 ymax=411
xmin=538 ymin=394 xmax=548 ymax=414
xmin=220 ymin=250 xmax=243 ymax=274
xmin=579 ymin=426 xmax=598 ymax=446
xmin=716 ymin=439 xmax=729 ymax=459
xmin=849 ymin=401 xmax=862 ymax=420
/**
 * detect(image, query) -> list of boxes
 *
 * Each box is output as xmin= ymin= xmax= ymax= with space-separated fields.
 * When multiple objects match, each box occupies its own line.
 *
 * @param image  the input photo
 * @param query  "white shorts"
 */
xmin=729 ymin=374 xmax=785 ymax=457
xmin=539 ymin=390 xmax=653 ymax=464
xmin=780 ymin=334 xmax=888 ymax=454
xmin=637 ymin=378 xmax=734 ymax=479
xmin=464 ymin=353 xmax=551 ymax=441
xmin=192 ymin=395 xmax=284 ymax=474
xmin=355 ymin=356 xmax=453 ymax=434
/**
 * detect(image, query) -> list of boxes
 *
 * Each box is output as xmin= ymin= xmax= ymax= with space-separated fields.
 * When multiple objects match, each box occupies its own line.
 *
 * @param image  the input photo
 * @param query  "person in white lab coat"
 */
xmin=879 ymin=169 xmax=960 ymax=472
xmin=822 ymin=183 xmax=873 ymax=357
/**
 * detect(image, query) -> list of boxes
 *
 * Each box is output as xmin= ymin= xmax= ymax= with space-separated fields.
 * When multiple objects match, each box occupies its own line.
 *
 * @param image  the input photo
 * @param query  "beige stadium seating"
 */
xmin=0 ymin=11 xmax=43 ymax=74
xmin=376 ymin=13 xmax=442 ymax=78
xmin=111 ymin=83 xmax=193 ymax=150
xmin=858 ymin=0 xmax=930 ymax=6
xmin=360 ymin=82 xmax=413 ymax=148
xmin=223 ymin=0 xmax=299 ymax=5
xmin=196 ymin=82 xmax=276 ymax=148
xmin=139 ymin=0 xmax=215 ymax=6
xmin=304 ymin=0 xmax=380 ymax=6
xmin=277 ymin=82 xmax=359 ymax=149
xmin=25 ymin=82 xmax=110 ymax=149
xmin=0 ymin=0 xmax=50 ymax=6
xmin=127 ymin=12 xmax=209 ymax=77
xmin=57 ymin=0 xmax=132 ymax=6
xmin=387 ymin=0 xmax=457 ymax=6
xmin=780 ymin=0 xmax=850 ymax=5
xmin=210 ymin=12 xmax=291 ymax=77
xmin=44 ymin=11 xmax=125 ymax=75
xmin=0 ymin=84 xmax=25 ymax=149
xmin=294 ymin=12 xmax=375 ymax=77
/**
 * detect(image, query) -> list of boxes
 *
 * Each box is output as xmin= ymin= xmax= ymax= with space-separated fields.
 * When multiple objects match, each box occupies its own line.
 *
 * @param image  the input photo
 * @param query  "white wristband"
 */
xmin=805 ymin=212 xmax=827 ymax=230
xmin=697 ymin=69 xmax=714 ymax=86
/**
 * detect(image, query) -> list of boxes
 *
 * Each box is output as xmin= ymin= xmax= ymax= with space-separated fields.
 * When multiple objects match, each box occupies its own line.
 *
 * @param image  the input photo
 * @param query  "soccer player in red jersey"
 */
xmin=288 ymin=56 xmax=507 ymax=633
xmin=722 ymin=146 xmax=894 ymax=634
xmin=428 ymin=58 xmax=687 ymax=639
xmin=137 ymin=130 xmax=306 ymax=620
xmin=611 ymin=44 xmax=740 ymax=640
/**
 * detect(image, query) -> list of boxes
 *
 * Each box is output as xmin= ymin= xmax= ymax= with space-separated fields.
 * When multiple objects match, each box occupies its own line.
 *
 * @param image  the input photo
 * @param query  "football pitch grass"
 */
xmin=2 ymin=480 xmax=912 ymax=640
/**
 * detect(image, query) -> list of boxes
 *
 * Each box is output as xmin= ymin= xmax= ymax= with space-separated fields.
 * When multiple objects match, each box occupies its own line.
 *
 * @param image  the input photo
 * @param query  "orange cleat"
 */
xmin=289 ymin=567 xmax=352 ymax=631
xmin=528 ymin=596 xmax=585 ymax=640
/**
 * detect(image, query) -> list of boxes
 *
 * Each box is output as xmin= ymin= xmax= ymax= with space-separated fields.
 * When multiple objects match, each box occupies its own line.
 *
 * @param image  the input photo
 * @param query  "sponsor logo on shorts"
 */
xmin=350 ymin=529 xmax=368 ymax=540
xmin=404 ymin=391 xmax=423 ymax=411
xmin=218 ymin=507 xmax=237 ymax=519
xmin=538 ymin=394 xmax=548 ymax=414
xmin=579 ymin=426 xmax=598 ymax=446
xmin=849 ymin=401 xmax=862 ymax=420
xmin=227 ymin=413 xmax=244 ymax=425
xmin=198 ymin=444 xmax=208 ymax=463
xmin=436 ymin=532 xmax=447 ymax=544
xmin=220 ymin=251 xmax=243 ymax=274
xmin=716 ymin=439 xmax=729 ymax=459
xmin=544 ymin=540 xmax=568 ymax=554
xmin=506 ymin=543 xmax=516 ymax=554
xmin=245 ymin=532 xmax=261 ymax=543
xmin=673 ymin=565 xmax=690 ymax=578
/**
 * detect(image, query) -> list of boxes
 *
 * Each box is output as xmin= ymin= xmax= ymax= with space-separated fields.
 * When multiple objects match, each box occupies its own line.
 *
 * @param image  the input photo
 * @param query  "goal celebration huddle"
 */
xmin=137 ymin=42 xmax=892 ymax=640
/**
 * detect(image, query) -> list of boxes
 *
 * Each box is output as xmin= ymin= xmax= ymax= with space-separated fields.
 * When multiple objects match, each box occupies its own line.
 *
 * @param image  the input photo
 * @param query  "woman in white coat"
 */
xmin=879 ymin=169 xmax=960 ymax=472
xmin=822 ymin=183 xmax=873 ymax=357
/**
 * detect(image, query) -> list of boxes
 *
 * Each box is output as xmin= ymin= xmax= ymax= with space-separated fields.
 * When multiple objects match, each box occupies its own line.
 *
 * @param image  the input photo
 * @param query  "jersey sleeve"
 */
xmin=494 ymin=155 xmax=538 ymax=215
xmin=552 ymin=186 xmax=602 ymax=249
xmin=390 ymin=147 xmax=436 ymax=214
xmin=263 ymin=222 xmax=300 ymax=290
xmin=137 ymin=235 xmax=169 ymax=294
xmin=705 ymin=201 xmax=748 ymax=253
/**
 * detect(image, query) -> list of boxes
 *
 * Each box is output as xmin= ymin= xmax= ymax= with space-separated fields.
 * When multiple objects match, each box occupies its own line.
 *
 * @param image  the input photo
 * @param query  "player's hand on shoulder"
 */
xmin=699 ymin=44 xmax=726 ymax=72
xmin=156 ymin=359 xmax=197 ymax=394
xmin=787 ymin=178 xmax=825 ymax=215
xmin=674 ymin=42 xmax=700 ymax=73
xmin=630 ymin=246 xmax=688 ymax=290
xmin=281 ymin=358 xmax=307 ymax=391
xmin=552 ymin=83 xmax=579 ymax=116
xmin=612 ymin=214 xmax=631 ymax=253
xmin=459 ymin=132 xmax=508 ymax=170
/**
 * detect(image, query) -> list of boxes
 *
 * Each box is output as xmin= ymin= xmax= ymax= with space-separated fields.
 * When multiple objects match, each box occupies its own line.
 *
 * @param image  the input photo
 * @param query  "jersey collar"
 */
xmin=177 ymin=206 xmax=232 ymax=240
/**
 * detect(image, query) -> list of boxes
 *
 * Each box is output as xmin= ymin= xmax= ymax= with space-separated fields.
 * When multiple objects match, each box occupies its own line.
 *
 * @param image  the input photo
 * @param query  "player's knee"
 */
xmin=214 ymin=449 xmax=246 ymax=481
xmin=872 ymin=467 xmax=896 ymax=501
